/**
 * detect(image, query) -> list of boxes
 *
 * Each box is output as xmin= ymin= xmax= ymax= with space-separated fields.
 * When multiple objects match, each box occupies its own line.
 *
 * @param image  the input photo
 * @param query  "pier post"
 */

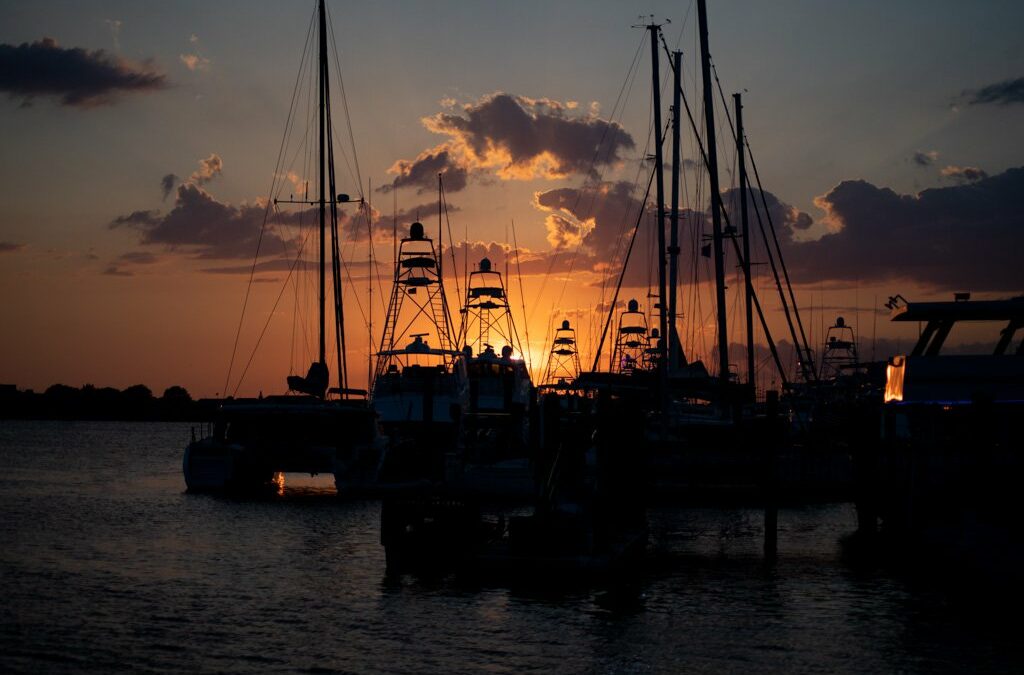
xmin=764 ymin=390 xmax=779 ymax=557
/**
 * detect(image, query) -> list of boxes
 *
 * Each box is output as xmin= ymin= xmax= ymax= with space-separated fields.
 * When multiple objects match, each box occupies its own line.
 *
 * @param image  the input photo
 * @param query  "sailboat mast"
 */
xmin=648 ymin=24 xmax=668 ymax=382
xmin=437 ymin=173 xmax=443 ymax=281
xmin=735 ymin=93 xmax=755 ymax=393
xmin=668 ymin=49 xmax=682 ymax=370
xmin=317 ymin=0 xmax=327 ymax=367
xmin=697 ymin=0 xmax=730 ymax=388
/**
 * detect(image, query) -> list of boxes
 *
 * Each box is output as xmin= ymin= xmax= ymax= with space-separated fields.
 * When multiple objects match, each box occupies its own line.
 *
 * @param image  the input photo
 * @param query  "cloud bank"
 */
xmin=0 ymin=37 xmax=166 ymax=107
xmin=382 ymin=92 xmax=636 ymax=194
xmin=111 ymin=183 xmax=292 ymax=259
xmin=783 ymin=167 xmax=1024 ymax=290
xmin=967 ymin=76 xmax=1024 ymax=106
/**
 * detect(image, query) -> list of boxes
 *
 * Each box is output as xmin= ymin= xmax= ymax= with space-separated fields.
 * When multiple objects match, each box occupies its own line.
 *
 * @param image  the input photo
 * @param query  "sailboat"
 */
xmin=183 ymin=0 xmax=381 ymax=493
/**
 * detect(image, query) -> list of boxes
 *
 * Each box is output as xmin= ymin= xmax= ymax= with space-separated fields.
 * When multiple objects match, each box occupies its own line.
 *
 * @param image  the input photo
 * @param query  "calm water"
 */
xmin=0 ymin=421 xmax=1017 ymax=673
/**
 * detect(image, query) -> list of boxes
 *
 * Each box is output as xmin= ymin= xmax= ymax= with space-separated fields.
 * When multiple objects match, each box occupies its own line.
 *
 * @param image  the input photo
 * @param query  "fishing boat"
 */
xmin=371 ymin=218 xmax=467 ymax=484
xmin=184 ymin=0 xmax=381 ymax=493
xmin=860 ymin=294 xmax=1024 ymax=586
xmin=451 ymin=256 xmax=536 ymax=498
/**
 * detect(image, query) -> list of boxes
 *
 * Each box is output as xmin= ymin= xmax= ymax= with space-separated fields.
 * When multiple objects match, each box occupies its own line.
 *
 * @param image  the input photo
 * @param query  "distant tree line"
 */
xmin=0 ymin=383 xmax=219 ymax=421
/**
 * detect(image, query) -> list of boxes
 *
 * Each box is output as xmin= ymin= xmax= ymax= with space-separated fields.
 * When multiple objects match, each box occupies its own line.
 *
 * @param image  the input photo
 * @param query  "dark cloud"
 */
xmin=111 ymin=183 xmax=291 ymax=259
xmin=534 ymin=181 xmax=647 ymax=255
xmin=0 ymin=241 xmax=26 ymax=253
xmin=967 ymin=76 xmax=1024 ymax=106
xmin=781 ymin=167 xmax=1024 ymax=290
xmin=160 ymin=173 xmax=178 ymax=200
xmin=389 ymin=93 xmax=635 ymax=188
xmin=102 ymin=265 xmax=133 ymax=277
xmin=722 ymin=187 xmax=814 ymax=233
xmin=911 ymin=150 xmax=939 ymax=167
xmin=939 ymin=164 xmax=988 ymax=183
xmin=378 ymin=147 xmax=468 ymax=194
xmin=0 ymin=37 xmax=166 ymax=107
xmin=110 ymin=209 xmax=159 ymax=227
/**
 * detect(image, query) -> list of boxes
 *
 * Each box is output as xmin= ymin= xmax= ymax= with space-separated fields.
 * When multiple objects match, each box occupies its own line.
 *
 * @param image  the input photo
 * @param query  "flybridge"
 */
xmin=891 ymin=296 xmax=1024 ymax=357
xmin=884 ymin=295 xmax=1024 ymax=404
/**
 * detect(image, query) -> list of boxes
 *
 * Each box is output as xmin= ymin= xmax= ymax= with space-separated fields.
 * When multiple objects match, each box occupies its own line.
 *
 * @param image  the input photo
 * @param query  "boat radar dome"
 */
xmin=479 ymin=257 xmax=492 ymax=272
xmin=628 ymin=299 xmax=639 ymax=312
xmin=836 ymin=316 xmax=845 ymax=327
xmin=561 ymin=319 xmax=571 ymax=330
xmin=409 ymin=221 xmax=425 ymax=240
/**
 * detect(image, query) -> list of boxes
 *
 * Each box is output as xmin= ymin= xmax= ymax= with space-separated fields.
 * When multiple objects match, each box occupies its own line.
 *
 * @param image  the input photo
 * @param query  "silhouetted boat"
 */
xmin=862 ymin=294 xmax=1024 ymax=588
xmin=450 ymin=256 xmax=536 ymax=499
xmin=184 ymin=0 xmax=380 ymax=493
xmin=371 ymin=219 xmax=467 ymax=484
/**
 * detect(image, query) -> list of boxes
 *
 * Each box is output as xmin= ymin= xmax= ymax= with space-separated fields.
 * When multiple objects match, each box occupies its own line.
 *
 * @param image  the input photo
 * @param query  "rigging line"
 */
xmin=365 ymin=185 xmax=380 ymax=389
xmin=223 ymin=9 xmax=316 ymax=397
xmin=526 ymin=32 xmax=646 ymax=324
xmin=510 ymin=218 xmax=534 ymax=377
xmin=441 ymin=177 xmax=462 ymax=311
xmin=551 ymin=33 xmax=650 ymax=322
xmin=595 ymin=117 xmax=670 ymax=345
xmin=370 ymin=208 xmax=389 ymax=318
xmin=594 ymin=75 xmax=651 ymax=309
xmin=709 ymin=59 xmax=815 ymax=379
xmin=658 ymin=36 xmax=789 ymax=384
xmin=326 ymin=103 xmax=348 ymax=391
xmin=745 ymin=133 xmax=815 ymax=375
xmin=591 ymin=161 xmax=658 ymax=371
xmin=723 ymin=214 xmax=788 ymax=385
xmin=325 ymin=3 xmax=364 ymax=199
xmin=594 ymin=82 xmax=650 ymax=326
xmin=288 ymin=204 xmax=311 ymax=374
xmin=233 ymin=226 xmax=315 ymax=396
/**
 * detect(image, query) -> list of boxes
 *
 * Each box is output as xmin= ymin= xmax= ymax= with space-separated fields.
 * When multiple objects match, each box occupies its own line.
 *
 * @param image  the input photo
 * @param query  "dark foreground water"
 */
xmin=0 ymin=421 xmax=1018 ymax=673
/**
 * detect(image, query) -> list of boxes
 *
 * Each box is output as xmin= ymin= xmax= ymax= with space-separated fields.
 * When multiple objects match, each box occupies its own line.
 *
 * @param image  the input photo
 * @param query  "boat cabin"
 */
xmin=884 ymin=296 xmax=1024 ymax=404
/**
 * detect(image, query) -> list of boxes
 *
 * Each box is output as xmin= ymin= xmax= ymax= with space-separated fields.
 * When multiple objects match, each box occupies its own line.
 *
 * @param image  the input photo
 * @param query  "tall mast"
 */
xmin=735 ymin=93 xmax=755 ymax=393
xmin=368 ymin=178 xmax=373 ymax=392
xmin=437 ymin=173 xmax=443 ymax=282
xmin=668 ymin=49 xmax=682 ymax=370
xmin=648 ymin=24 xmax=668 ymax=385
xmin=697 ymin=0 xmax=730 ymax=388
xmin=317 ymin=0 xmax=327 ymax=366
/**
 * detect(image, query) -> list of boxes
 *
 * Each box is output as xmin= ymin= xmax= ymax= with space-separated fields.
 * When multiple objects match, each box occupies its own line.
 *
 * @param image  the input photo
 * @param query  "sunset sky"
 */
xmin=1 ymin=0 xmax=1022 ymax=397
